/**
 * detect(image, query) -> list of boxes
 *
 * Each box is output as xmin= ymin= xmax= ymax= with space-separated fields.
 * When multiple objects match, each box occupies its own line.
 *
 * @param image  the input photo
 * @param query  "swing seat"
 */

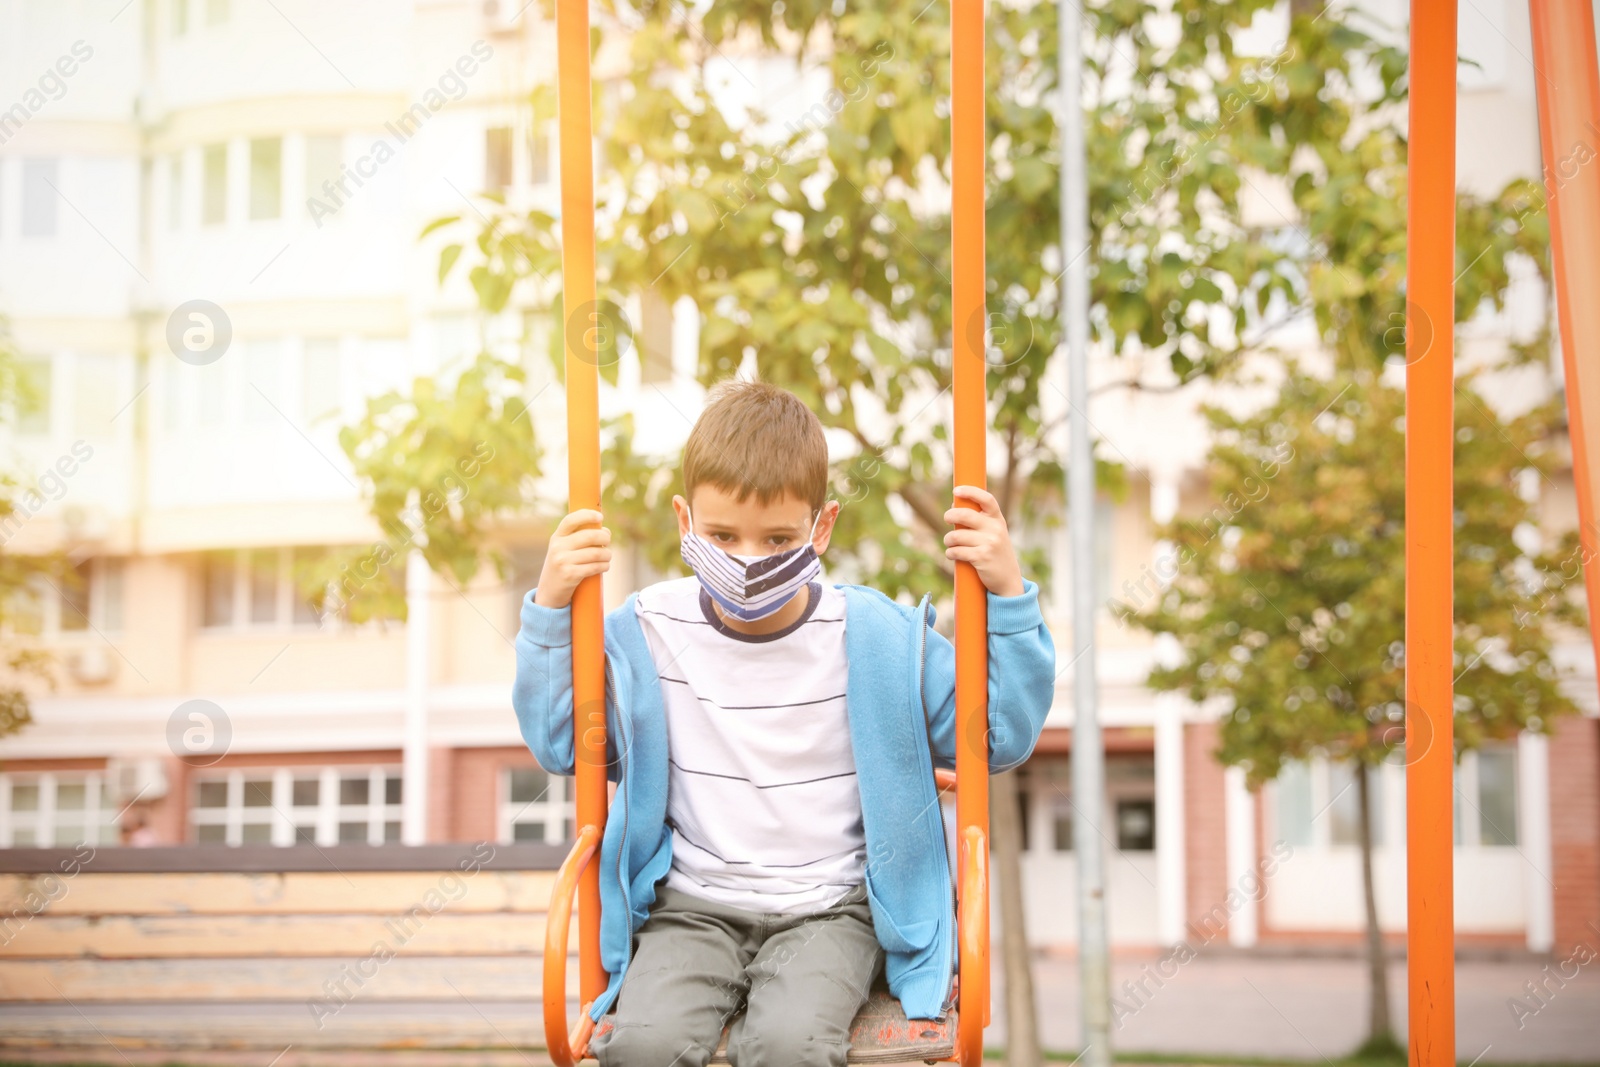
xmin=545 ymin=771 xmax=980 ymax=1066
xmin=585 ymin=989 xmax=957 ymax=1065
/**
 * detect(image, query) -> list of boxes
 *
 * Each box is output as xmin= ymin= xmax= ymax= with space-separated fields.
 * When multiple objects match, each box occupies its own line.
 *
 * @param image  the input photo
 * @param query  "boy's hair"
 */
xmin=682 ymin=379 xmax=828 ymax=511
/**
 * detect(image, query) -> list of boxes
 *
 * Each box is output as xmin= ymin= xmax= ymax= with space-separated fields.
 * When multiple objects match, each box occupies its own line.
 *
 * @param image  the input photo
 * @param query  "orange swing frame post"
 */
xmin=546 ymin=0 xmax=609 ymax=1064
xmin=950 ymin=1 xmax=992 ymax=1065
xmin=1404 ymin=0 xmax=1457 ymax=1065
xmin=1529 ymin=4 xmax=1600 ymax=714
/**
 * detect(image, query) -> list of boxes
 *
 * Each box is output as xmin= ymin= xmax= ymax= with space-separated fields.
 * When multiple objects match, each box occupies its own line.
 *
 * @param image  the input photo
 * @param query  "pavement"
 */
xmin=1 ymin=951 xmax=1596 ymax=1066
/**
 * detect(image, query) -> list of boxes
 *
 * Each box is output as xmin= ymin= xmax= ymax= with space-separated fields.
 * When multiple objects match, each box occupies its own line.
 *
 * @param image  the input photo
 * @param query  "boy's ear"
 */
xmin=672 ymin=494 xmax=691 ymax=537
xmin=814 ymin=499 xmax=842 ymax=554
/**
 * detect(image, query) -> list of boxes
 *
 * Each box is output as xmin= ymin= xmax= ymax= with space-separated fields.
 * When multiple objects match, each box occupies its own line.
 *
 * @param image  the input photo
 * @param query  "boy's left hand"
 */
xmin=943 ymin=486 xmax=1025 ymax=597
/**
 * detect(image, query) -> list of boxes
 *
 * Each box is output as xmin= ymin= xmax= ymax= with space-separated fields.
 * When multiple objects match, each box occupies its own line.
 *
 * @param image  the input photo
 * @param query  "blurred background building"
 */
xmin=0 ymin=0 xmax=1595 ymax=983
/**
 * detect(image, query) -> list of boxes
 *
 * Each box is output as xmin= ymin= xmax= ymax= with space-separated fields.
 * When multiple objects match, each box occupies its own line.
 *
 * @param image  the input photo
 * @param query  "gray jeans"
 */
xmin=590 ymin=883 xmax=884 ymax=1067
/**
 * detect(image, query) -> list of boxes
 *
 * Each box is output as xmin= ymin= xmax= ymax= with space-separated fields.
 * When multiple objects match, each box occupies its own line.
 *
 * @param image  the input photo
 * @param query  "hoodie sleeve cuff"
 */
xmin=986 ymin=578 xmax=1044 ymax=635
xmin=519 ymin=588 xmax=573 ymax=648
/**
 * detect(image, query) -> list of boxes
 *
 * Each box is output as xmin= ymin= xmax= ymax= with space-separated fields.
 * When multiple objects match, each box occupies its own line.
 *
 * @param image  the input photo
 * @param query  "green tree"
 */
xmin=1121 ymin=363 xmax=1580 ymax=1056
xmin=347 ymin=0 xmax=1563 ymax=1056
xmin=302 ymin=354 xmax=541 ymax=623
xmin=0 ymin=319 xmax=72 ymax=744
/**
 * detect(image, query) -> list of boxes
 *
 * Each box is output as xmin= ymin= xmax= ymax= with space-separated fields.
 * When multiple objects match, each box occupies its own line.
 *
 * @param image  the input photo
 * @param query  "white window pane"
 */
xmin=201 ymin=552 xmax=235 ymax=627
xmin=16 ymin=358 xmax=52 ymax=435
xmin=248 ymin=549 xmax=278 ymax=625
xmin=530 ymin=125 xmax=551 ymax=185
xmin=305 ymin=135 xmax=343 ymax=219
xmin=102 ymin=559 xmax=125 ymax=632
xmin=302 ymin=338 xmax=341 ymax=421
xmin=1277 ymin=760 xmax=1314 ymax=847
xmin=22 ymin=159 xmax=58 ymax=237
xmin=1327 ymin=761 xmax=1381 ymax=847
xmin=60 ymin=559 xmax=91 ymax=631
xmin=243 ymin=340 xmax=283 ymax=423
xmin=198 ymin=362 xmax=227 ymax=424
xmin=168 ymin=153 xmax=184 ymax=230
xmin=1478 ymin=748 xmax=1518 ymax=846
xmin=202 ymin=144 xmax=226 ymax=225
xmin=74 ymin=354 xmax=120 ymax=434
xmin=249 ymin=138 xmax=281 ymax=220
xmin=485 ymin=127 xmax=512 ymax=189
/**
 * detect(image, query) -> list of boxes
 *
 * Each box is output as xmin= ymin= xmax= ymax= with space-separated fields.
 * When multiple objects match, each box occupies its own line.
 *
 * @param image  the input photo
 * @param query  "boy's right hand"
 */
xmin=532 ymin=509 xmax=612 ymax=609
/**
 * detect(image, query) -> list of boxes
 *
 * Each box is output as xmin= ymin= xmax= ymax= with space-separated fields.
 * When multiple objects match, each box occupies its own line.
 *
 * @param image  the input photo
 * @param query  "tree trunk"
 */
xmin=1355 ymin=760 xmax=1395 ymax=1048
xmin=990 ymin=768 xmax=1041 ymax=1067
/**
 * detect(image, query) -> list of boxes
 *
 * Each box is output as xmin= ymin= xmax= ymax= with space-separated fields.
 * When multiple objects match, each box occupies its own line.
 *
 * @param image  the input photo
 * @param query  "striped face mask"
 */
xmin=680 ymin=504 xmax=824 ymax=621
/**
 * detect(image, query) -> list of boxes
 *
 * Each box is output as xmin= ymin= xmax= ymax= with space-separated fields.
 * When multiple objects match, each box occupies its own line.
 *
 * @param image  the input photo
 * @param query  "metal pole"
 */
xmin=556 ymin=0 xmax=608 ymax=1006
xmin=1404 ymin=0 xmax=1457 ymax=1064
xmin=1060 ymin=5 xmax=1111 ymax=1066
xmin=951 ymin=2 xmax=992 ymax=1063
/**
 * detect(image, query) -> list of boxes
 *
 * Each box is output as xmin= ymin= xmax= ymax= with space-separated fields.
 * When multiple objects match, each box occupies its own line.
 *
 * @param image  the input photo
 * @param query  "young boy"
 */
xmin=514 ymin=380 xmax=1055 ymax=1067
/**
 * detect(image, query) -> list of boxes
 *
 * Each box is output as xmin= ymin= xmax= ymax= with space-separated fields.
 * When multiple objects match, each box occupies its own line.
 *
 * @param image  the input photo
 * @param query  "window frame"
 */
xmin=0 ymin=771 xmax=120 ymax=847
xmin=499 ymin=765 xmax=572 ymax=845
xmin=190 ymin=765 xmax=402 ymax=846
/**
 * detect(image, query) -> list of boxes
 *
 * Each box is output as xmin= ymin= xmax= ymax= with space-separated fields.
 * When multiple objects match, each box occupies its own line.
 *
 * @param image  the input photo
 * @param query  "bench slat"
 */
xmin=0 ymin=957 xmax=570 ymax=1001
xmin=0 ymin=871 xmax=556 ymax=916
xmin=0 ymin=913 xmax=567 ymax=959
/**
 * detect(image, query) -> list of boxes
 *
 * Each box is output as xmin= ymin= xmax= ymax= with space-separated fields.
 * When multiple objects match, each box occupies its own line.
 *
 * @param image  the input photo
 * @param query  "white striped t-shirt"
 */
xmin=634 ymin=576 xmax=865 ymax=915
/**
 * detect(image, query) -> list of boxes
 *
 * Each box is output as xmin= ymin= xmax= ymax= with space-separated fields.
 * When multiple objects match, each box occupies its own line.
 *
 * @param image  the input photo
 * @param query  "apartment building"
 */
xmin=0 ymin=0 xmax=1595 ymax=956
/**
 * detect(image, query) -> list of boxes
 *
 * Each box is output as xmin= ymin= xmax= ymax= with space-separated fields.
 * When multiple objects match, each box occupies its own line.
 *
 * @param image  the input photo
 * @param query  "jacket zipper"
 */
xmin=916 ymin=596 xmax=960 ymax=1015
xmin=604 ymin=658 xmax=632 ymax=987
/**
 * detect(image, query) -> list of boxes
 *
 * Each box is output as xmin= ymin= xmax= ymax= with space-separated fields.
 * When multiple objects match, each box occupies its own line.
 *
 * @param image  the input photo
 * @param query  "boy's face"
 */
xmin=673 ymin=484 xmax=839 ymax=558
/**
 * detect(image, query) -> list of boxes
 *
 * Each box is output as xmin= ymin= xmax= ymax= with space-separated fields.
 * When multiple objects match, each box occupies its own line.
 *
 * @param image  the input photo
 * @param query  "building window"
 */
xmin=192 ymin=766 xmax=401 ymax=846
xmin=506 ymin=545 xmax=546 ymax=633
xmin=202 ymin=143 xmax=227 ymax=225
xmin=18 ymin=558 xmax=126 ymax=636
xmin=1115 ymin=798 xmax=1156 ymax=851
xmin=501 ymin=766 xmax=572 ymax=844
xmin=15 ymin=358 xmax=52 ymax=436
xmin=530 ymin=123 xmax=551 ymax=185
xmin=1276 ymin=759 xmax=1314 ymax=847
xmin=249 ymin=138 xmax=281 ymax=220
xmin=167 ymin=153 xmax=184 ymax=230
xmin=485 ymin=126 xmax=513 ymax=190
xmin=305 ymin=135 xmax=343 ymax=216
xmin=1455 ymin=744 xmax=1519 ymax=847
xmin=0 ymin=772 xmax=120 ymax=847
xmin=242 ymin=338 xmax=284 ymax=422
xmin=201 ymin=551 xmax=236 ymax=627
xmin=200 ymin=548 xmax=325 ymax=630
xmin=74 ymin=353 xmax=121 ymax=435
xmin=21 ymin=159 xmax=58 ymax=237
xmin=1327 ymin=759 xmax=1382 ymax=847
xmin=302 ymin=338 xmax=342 ymax=422
xmin=1274 ymin=756 xmax=1387 ymax=849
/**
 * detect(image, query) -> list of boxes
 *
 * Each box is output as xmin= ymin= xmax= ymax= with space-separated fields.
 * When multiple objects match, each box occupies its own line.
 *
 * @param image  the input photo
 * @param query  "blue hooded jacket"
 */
xmin=512 ymin=578 xmax=1055 ymax=1022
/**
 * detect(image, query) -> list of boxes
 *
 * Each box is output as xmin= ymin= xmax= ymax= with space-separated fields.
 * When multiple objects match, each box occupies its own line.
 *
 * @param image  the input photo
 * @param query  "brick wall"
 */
xmin=1184 ymin=720 xmax=1230 ymax=942
xmin=1549 ymin=715 xmax=1600 ymax=953
xmin=448 ymin=745 xmax=538 ymax=844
